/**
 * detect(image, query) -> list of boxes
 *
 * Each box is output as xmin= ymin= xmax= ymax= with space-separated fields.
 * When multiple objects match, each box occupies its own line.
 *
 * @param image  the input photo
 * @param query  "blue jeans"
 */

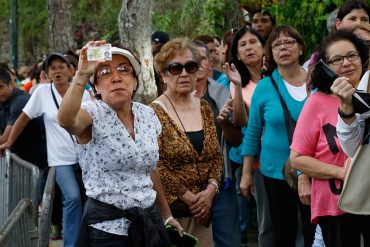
xmin=312 ymin=225 xmax=325 ymax=247
xmin=235 ymin=166 xmax=252 ymax=242
xmin=212 ymin=186 xmax=240 ymax=247
xmin=55 ymin=164 xmax=82 ymax=247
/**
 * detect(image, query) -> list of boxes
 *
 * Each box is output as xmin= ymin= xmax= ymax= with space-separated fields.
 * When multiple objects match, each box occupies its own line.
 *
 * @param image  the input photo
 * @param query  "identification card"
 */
xmin=87 ymin=44 xmax=112 ymax=61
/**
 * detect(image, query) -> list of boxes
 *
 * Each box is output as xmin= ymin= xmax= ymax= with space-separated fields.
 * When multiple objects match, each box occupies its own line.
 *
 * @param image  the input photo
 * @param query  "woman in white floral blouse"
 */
xmin=58 ymin=40 xmax=182 ymax=247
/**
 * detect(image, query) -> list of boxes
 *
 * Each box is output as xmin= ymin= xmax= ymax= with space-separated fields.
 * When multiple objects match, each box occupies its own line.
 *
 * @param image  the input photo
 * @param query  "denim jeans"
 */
xmin=235 ymin=166 xmax=252 ymax=243
xmin=55 ymin=164 xmax=82 ymax=247
xmin=312 ymin=225 xmax=325 ymax=247
xmin=212 ymin=186 xmax=240 ymax=247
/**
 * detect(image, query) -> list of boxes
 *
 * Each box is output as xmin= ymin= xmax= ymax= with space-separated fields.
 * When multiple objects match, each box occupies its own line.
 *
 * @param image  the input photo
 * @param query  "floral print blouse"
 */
xmin=77 ymin=100 xmax=161 ymax=236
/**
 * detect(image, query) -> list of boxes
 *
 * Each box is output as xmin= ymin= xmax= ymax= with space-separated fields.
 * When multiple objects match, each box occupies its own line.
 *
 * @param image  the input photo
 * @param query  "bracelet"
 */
xmin=164 ymin=216 xmax=174 ymax=225
xmin=209 ymin=180 xmax=219 ymax=193
xmin=73 ymin=81 xmax=87 ymax=87
xmin=338 ymin=107 xmax=355 ymax=119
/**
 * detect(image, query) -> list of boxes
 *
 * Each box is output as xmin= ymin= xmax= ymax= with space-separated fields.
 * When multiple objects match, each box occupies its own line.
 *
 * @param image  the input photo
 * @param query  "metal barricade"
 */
xmin=37 ymin=167 xmax=56 ymax=247
xmin=7 ymin=150 xmax=40 ymax=226
xmin=0 ymin=199 xmax=37 ymax=247
xmin=0 ymin=153 xmax=9 ymax=227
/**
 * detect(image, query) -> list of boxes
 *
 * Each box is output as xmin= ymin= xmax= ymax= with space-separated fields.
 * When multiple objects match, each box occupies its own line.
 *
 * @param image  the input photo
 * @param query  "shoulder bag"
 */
xmin=338 ymin=75 xmax=370 ymax=214
xmin=270 ymin=76 xmax=298 ymax=191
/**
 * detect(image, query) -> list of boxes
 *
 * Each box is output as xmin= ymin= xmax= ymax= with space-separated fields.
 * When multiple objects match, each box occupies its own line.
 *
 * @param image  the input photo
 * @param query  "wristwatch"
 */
xmin=209 ymin=180 xmax=219 ymax=193
xmin=338 ymin=107 xmax=355 ymax=119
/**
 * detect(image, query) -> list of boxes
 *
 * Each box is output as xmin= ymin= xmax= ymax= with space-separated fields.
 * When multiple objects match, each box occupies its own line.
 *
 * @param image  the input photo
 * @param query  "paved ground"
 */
xmin=50 ymin=230 xmax=259 ymax=247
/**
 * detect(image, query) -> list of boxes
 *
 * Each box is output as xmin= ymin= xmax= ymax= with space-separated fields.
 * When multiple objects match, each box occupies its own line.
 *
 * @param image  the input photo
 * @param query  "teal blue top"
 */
xmin=241 ymin=69 xmax=307 ymax=180
xmin=214 ymin=72 xmax=230 ymax=90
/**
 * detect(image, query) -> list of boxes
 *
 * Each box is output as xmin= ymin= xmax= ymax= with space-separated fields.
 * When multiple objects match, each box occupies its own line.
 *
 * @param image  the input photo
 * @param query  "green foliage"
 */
xmin=195 ymin=0 xmax=225 ymax=36
xmin=0 ymin=0 xmax=9 ymax=21
xmin=71 ymin=0 xmax=121 ymax=42
xmin=18 ymin=0 xmax=48 ymax=63
xmin=8 ymin=0 xmax=349 ymax=65
xmin=250 ymin=0 xmax=344 ymax=54
xmin=152 ymin=0 xmax=240 ymax=39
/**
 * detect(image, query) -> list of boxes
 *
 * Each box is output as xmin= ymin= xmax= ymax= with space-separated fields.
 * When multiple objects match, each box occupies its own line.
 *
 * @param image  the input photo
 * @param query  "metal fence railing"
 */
xmin=7 ymin=150 xmax=40 ymax=226
xmin=0 ymin=199 xmax=37 ymax=247
xmin=0 ymin=151 xmax=10 ymax=227
xmin=37 ymin=167 xmax=56 ymax=247
xmin=1 ymin=149 xmax=56 ymax=247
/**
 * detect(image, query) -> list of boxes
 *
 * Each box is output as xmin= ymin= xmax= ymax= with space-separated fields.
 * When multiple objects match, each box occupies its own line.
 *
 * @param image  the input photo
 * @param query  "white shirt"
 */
xmin=337 ymin=71 xmax=370 ymax=157
xmin=283 ymin=79 xmax=307 ymax=101
xmin=23 ymin=83 xmax=90 ymax=166
xmin=78 ymin=100 xmax=161 ymax=235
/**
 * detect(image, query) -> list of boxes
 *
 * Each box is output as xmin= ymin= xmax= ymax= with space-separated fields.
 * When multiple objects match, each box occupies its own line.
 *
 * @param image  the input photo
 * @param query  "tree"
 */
xmin=119 ymin=0 xmax=157 ymax=104
xmin=240 ymin=0 xmax=344 ymax=54
xmin=47 ymin=0 xmax=74 ymax=52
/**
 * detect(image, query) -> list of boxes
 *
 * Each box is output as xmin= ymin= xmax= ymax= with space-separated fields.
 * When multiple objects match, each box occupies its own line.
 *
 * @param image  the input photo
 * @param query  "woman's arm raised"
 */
xmin=58 ymin=41 xmax=104 ymax=138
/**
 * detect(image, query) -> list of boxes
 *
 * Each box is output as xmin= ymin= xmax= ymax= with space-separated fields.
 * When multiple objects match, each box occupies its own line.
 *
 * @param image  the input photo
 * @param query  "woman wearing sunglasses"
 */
xmin=57 ymin=40 xmax=182 ymax=246
xmin=150 ymin=37 xmax=223 ymax=247
xmin=292 ymin=30 xmax=369 ymax=247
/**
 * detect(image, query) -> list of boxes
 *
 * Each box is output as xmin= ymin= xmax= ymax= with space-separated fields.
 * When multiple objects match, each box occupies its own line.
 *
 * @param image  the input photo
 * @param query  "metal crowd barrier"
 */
xmin=37 ymin=167 xmax=56 ymax=247
xmin=0 ymin=199 xmax=37 ymax=247
xmin=0 ymin=152 xmax=10 ymax=227
xmin=6 ymin=150 xmax=40 ymax=226
xmin=0 ymin=150 xmax=56 ymax=246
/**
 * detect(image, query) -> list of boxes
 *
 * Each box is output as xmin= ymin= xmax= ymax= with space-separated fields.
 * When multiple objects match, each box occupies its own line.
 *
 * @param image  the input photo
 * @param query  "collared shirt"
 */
xmin=78 ymin=100 xmax=161 ymax=236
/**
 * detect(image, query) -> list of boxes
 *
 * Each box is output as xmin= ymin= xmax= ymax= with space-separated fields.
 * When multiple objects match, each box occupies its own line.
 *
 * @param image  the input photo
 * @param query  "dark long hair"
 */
xmin=229 ymin=26 xmax=265 ymax=87
xmin=265 ymin=25 xmax=306 ymax=75
xmin=311 ymin=30 xmax=369 ymax=94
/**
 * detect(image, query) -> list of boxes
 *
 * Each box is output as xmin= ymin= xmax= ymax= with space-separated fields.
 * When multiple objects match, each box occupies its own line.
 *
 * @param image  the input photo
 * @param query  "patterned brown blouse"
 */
xmin=150 ymin=99 xmax=223 ymax=205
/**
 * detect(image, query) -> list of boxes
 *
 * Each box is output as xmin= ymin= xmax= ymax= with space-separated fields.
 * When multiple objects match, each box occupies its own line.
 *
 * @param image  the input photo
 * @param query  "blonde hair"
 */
xmin=154 ymin=37 xmax=199 ymax=74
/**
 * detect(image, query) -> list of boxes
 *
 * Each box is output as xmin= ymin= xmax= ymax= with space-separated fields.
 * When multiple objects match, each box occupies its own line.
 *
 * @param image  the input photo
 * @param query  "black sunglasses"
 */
xmin=166 ymin=61 xmax=198 ymax=75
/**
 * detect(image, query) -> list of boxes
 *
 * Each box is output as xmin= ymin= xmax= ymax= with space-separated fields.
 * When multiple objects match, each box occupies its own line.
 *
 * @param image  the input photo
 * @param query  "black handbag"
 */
xmin=270 ymin=76 xmax=298 ymax=191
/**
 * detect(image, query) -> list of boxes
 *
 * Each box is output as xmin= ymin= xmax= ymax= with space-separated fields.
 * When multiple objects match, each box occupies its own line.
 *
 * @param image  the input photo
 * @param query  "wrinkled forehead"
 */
xmin=97 ymin=54 xmax=132 ymax=69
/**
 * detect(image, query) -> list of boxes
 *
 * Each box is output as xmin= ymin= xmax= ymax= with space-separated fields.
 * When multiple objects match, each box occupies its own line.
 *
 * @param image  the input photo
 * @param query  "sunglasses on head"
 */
xmin=166 ymin=61 xmax=198 ymax=75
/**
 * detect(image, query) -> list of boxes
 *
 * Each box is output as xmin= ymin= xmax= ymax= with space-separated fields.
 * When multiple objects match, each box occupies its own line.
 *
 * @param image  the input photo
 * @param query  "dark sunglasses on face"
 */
xmin=166 ymin=61 xmax=198 ymax=75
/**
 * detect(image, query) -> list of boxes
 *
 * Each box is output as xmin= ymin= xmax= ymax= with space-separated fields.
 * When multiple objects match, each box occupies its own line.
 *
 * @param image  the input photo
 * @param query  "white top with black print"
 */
xmin=78 ymin=100 xmax=161 ymax=236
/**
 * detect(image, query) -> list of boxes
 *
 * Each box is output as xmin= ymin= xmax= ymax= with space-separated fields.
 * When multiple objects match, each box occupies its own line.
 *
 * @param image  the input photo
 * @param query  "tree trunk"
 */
xmin=118 ymin=0 xmax=157 ymax=105
xmin=47 ymin=0 xmax=73 ymax=52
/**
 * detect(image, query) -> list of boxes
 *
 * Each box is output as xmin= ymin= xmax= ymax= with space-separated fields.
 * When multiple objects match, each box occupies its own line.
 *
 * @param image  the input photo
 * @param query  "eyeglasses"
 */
xmin=96 ymin=63 xmax=133 ymax=79
xmin=271 ymin=39 xmax=297 ymax=50
xmin=166 ymin=61 xmax=198 ymax=75
xmin=327 ymin=51 xmax=359 ymax=65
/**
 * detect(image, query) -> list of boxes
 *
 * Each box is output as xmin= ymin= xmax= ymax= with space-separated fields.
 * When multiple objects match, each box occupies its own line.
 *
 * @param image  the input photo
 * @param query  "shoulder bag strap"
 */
xmin=50 ymin=84 xmax=75 ymax=144
xmin=270 ymin=76 xmax=289 ymax=112
xmin=269 ymin=76 xmax=296 ymax=144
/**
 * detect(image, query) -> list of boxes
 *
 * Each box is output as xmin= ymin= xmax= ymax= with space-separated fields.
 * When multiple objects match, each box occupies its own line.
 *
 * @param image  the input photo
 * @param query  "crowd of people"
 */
xmin=0 ymin=0 xmax=369 ymax=246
